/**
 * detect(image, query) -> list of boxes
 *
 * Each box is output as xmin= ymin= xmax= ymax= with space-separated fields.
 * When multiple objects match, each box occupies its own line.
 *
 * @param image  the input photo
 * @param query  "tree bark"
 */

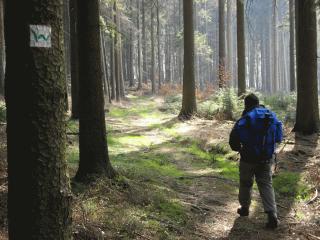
xmin=218 ymin=0 xmax=226 ymax=88
xmin=226 ymin=0 xmax=233 ymax=85
xmin=294 ymin=0 xmax=319 ymax=134
xmin=179 ymin=0 xmax=197 ymax=119
xmin=0 ymin=0 xmax=5 ymax=96
xmin=5 ymin=0 xmax=72 ymax=238
xmin=157 ymin=0 xmax=163 ymax=90
xmin=289 ymin=0 xmax=296 ymax=92
xmin=75 ymin=0 xmax=116 ymax=181
xmin=151 ymin=7 xmax=156 ymax=94
xmin=237 ymin=0 xmax=245 ymax=96
xmin=70 ymin=0 xmax=80 ymax=119
xmin=272 ymin=0 xmax=278 ymax=92
xmin=142 ymin=0 xmax=147 ymax=83
xmin=137 ymin=0 xmax=143 ymax=90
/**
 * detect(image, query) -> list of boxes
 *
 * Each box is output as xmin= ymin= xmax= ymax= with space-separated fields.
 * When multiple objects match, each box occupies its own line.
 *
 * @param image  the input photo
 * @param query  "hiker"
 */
xmin=229 ymin=93 xmax=283 ymax=229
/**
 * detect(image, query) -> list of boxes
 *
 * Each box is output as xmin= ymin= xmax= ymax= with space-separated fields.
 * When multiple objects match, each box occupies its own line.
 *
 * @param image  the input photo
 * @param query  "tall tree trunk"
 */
xmin=70 ymin=0 xmax=80 ymax=119
xmin=101 ymin=29 xmax=110 ymax=104
xmin=110 ymin=39 xmax=116 ymax=100
xmin=75 ymin=0 xmax=116 ymax=181
xmin=294 ymin=0 xmax=319 ymax=134
xmin=142 ymin=0 xmax=147 ymax=83
xmin=63 ymin=0 xmax=70 ymax=111
xmin=272 ymin=0 xmax=278 ymax=92
xmin=151 ymin=7 xmax=156 ymax=94
xmin=179 ymin=0 xmax=197 ymax=119
xmin=5 ymin=0 xmax=72 ymax=238
xmin=178 ymin=0 xmax=183 ymax=85
xmin=226 ymin=0 xmax=233 ymax=84
xmin=0 ymin=0 xmax=5 ymax=96
xmin=237 ymin=0 xmax=245 ymax=96
xmin=219 ymin=0 xmax=226 ymax=88
xmin=114 ymin=2 xmax=121 ymax=101
xmin=289 ymin=0 xmax=296 ymax=92
xmin=157 ymin=0 xmax=163 ymax=90
xmin=128 ymin=0 xmax=134 ymax=87
xmin=137 ymin=0 xmax=142 ymax=90
xmin=165 ymin=24 xmax=172 ymax=83
xmin=119 ymin=31 xmax=125 ymax=98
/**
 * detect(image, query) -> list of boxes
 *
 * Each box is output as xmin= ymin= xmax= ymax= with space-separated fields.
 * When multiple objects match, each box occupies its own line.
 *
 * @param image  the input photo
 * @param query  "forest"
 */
xmin=0 ymin=0 xmax=320 ymax=239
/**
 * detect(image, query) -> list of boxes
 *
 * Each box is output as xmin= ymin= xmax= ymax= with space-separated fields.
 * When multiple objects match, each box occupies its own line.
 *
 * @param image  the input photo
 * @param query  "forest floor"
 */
xmin=0 ymin=94 xmax=320 ymax=239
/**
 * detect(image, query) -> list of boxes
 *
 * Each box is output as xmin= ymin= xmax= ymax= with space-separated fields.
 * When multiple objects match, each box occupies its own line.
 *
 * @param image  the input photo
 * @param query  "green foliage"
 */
xmin=198 ymin=88 xmax=243 ymax=120
xmin=67 ymin=119 xmax=78 ymax=133
xmin=162 ymin=94 xmax=182 ymax=114
xmin=273 ymin=172 xmax=311 ymax=200
xmin=195 ymin=31 xmax=213 ymax=63
xmin=261 ymin=93 xmax=297 ymax=123
xmin=162 ymin=88 xmax=243 ymax=120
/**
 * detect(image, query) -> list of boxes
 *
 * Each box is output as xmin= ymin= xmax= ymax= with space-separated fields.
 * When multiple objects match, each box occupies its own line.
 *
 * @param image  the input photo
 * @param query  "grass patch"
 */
xmin=185 ymin=141 xmax=211 ymax=161
xmin=67 ymin=119 xmax=79 ymax=133
xmin=154 ymin=200 xmax=187 ymax=225
xmin=183 ymin=139 xmax=239 ymax=181
xmin=66 ymin=146 xmax=79 ymax=165
xmin=111 ymin=150 xmax=183 ymax=180
xmin=273 ymin=172 xmax=311 ymax=200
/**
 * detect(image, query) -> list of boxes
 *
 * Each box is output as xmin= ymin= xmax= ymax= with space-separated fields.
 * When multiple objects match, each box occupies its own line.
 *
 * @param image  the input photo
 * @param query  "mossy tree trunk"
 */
xmin=294 ymin=0 xmax=319 ymax=134
xmin=237 ymin=0 xmax=246 ymax=96
xmin=75 ymin=0 xmax=116 ymax=182
xmin=179 ymin=0 xmax=197 ymax=120
xmin=5 ymin=0 xmax=72 ymax=238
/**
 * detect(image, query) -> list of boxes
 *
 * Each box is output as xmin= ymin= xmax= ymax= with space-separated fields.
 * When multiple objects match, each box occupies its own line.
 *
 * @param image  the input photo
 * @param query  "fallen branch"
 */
xmin=307 ymin=233 xmax=320 ymax=240
xmin=305 ymin=189 xmax=319 ymax=205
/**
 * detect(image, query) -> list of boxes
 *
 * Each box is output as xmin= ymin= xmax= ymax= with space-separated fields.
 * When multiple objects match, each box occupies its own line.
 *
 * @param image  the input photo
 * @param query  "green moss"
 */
xmin=185 ymin=142 xmax=211 ymax=161
xmin=111 ymin=150 xmax=183 ymax=180
xmin=66 ymin=146 xmax=79 ymax=165
xmin=67 ymin=119 xmax=79 ymax=133
xmin=153 ymin=199 xmax=187 ymax=225
xmin=273 ymin=172 xmax=311 ymax=200
xmin=210 ymin=156 xmax=239 ymax=181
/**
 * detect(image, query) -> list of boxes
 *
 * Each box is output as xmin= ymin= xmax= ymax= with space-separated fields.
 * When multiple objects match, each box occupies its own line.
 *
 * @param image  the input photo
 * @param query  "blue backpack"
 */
xmin=235 ymin=107 xmax=283 ymax=163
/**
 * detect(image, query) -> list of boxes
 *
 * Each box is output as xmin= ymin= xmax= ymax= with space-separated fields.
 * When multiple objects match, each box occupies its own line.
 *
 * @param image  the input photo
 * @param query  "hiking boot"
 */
xmin=237 ymin=207 xmax=249 ymax=216
xmin=266 ymin=212 xmax=279 ymax=229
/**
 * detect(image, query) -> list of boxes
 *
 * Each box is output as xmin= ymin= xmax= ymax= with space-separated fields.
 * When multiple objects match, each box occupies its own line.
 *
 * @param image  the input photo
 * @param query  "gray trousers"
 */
xmin=239 ymin=160 xmax=277 ymax=214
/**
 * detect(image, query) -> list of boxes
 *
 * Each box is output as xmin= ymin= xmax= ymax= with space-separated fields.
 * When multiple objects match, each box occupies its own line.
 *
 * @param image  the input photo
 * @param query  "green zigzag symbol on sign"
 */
xmin=31 ymin=29 xmax=50 ymax=42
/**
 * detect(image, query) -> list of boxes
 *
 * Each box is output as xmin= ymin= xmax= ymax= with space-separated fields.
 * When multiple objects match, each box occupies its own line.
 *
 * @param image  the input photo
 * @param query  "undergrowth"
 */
xmin=273 ymin=171 xmax=311 ymax=200
xmin=162 ymin=88 xmax=297 ymax=123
